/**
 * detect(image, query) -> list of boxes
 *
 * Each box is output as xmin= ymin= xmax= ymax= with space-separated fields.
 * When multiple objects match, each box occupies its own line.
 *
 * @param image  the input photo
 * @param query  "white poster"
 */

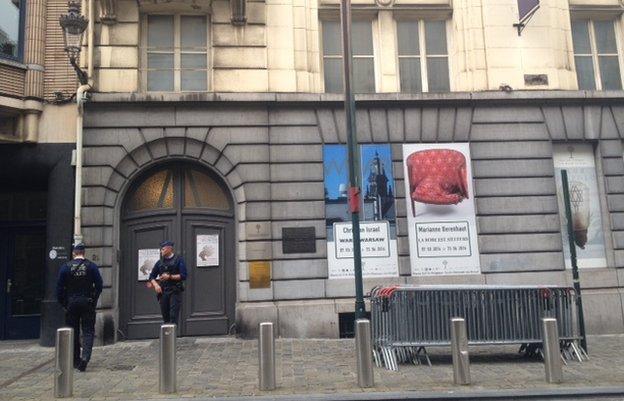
xmin=138 ymin=249 xmax=160 ymax=281
xmin=196 ymin=234 xmax=219 ymax=267
xmin=553 ymin=144 xmax=607 ymax=269
xmin=403 ymin=143 xmax=481 ymax=276
xmin=328 ymin=221 xmax=399 ymax=279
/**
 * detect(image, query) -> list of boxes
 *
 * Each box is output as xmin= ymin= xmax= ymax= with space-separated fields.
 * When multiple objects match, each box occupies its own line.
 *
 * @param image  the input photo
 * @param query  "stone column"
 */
xmin=23 ymin=0 xmax=47 ymax=142
xmin=40 ymin=149 xmax=75 ymax=347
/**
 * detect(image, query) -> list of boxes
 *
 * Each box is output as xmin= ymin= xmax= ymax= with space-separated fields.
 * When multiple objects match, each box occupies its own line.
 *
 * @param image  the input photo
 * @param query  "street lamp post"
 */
xmin=60 ymin=0 xmax=90 ymax=245
xmin=560 ymin=170 xmax=588 ymax=353
xmin=340 ymin=0 xmax=366 ymax=320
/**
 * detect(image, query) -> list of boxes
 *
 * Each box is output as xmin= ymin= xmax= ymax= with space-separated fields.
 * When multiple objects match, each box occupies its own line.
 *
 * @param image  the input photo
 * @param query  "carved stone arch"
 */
xmin=106 ymin=137 xmax=246 ymax=209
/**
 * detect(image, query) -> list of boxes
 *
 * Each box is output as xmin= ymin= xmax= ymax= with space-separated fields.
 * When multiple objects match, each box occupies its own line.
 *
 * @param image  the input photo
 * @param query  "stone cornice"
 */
xmin=88 ymin=90 xmax=624 ymax=107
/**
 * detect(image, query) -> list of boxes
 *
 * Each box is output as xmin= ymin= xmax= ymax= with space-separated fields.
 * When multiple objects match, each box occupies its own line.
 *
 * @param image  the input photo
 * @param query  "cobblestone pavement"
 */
xmin=1 ymin=335 xmax=623 ymax=401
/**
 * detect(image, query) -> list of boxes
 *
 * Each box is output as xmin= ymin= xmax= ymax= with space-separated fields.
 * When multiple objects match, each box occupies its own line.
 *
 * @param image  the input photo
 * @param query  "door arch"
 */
xmin=119 ymin=162 xmax=235 ymax=339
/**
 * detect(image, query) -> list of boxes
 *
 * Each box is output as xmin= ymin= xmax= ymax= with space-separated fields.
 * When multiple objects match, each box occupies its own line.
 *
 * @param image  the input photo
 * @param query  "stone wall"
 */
xmin=82 ymin=91 xmax=624 ymax=338
xmin=90 ymin=0 xmax=620 ymax=93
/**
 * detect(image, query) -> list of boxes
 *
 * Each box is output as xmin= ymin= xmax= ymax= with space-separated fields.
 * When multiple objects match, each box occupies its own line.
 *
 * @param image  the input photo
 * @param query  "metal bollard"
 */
xmin=159 ymin=324 xmax=177 ymax=394
xmin=54 ymin=327 xmax=74 ymax=398
xmin=258 ymin=322 xmax=276 ymax=390
xmin=451 ymin=317 xmax=471 ymax=385
xmin=542 ymin=318 xmax=563 ymax=383
xmin=355 ymin=319 xmax=374 ymax=388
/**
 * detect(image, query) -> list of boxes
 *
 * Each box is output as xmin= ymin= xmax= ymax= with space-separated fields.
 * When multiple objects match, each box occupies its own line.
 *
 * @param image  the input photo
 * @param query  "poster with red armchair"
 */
xmin=403 ymin=143 xmax=481 ymax=276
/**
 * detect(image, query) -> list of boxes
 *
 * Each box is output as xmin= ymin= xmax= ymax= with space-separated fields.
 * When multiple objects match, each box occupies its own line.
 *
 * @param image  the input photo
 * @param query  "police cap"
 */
xmin=159 ymin=240 xmax=174 ymax=248
xmin=73 ymin=242 xmax=86 ymax=251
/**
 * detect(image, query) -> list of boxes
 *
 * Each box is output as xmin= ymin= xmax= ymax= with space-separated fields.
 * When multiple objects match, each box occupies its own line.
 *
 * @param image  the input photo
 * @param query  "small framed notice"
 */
xmin=196 ymin=234 xmax=219 ymax=267
xmin=138 ymin=249 xmax=160 ymax=281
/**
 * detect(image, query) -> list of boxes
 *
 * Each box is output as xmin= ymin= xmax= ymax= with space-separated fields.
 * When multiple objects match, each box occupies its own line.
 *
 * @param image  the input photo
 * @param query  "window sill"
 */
xmin=0 ymin=57 xmax=27 ymax=70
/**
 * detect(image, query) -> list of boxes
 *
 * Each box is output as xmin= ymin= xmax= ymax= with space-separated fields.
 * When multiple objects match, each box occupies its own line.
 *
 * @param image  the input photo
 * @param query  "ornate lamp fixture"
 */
xmin=59 ymin=1 xmax=89 ymax=84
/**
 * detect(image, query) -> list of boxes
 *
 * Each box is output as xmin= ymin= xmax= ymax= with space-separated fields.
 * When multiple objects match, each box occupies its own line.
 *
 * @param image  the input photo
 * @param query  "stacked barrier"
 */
xmin=370 ymin=285 xmax=585 ymax=370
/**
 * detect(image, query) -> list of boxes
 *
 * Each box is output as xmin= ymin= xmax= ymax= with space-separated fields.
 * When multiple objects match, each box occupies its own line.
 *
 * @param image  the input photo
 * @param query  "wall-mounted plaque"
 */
xmin=524 ymin=74 xmax=548 ymax=86
xmin=249 ymin=261 xmax=271 ymax=289
xmin=282 ymin=227 xmax=316 ymax=254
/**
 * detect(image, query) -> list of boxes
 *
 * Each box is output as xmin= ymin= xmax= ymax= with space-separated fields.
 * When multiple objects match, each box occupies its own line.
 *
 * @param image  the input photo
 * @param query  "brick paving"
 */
xmin=1 ymin=335 xmax=623 ymax=400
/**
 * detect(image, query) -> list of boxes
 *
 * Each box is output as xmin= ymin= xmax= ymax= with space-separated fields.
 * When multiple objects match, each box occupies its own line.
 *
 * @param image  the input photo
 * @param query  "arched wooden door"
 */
xmin=119 ymin=163 xmax=235 ymax=339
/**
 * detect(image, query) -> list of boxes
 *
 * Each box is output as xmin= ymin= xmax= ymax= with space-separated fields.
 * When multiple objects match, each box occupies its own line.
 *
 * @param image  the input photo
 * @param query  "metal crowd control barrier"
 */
xmin=371 ymin=285 xmax=587 ymax=370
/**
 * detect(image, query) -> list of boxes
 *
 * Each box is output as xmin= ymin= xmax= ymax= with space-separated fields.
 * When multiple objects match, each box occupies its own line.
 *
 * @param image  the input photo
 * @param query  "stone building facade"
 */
xmin=2 ymin=0 xmax=624 ymax=343
xmin=81 ymin=92 xmax=624 ymax=342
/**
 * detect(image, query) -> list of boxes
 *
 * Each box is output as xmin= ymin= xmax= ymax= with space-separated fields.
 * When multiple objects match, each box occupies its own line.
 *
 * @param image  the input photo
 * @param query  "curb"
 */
xmin=128 ymin=386 xmax=624 ymax=401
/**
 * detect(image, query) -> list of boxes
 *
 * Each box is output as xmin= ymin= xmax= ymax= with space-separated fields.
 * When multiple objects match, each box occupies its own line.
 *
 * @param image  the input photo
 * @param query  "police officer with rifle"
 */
xmin=56 ymin=243 xmax=103 ymax=372
xmin=147 ymin=240 xmax=187 ymax=325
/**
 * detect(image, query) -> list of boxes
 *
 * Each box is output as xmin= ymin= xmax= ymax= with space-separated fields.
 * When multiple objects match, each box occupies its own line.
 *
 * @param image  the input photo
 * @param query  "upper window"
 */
xmin=397 ymin=20 xmax=450 ymax=93
xmin=572 ymin=19 xmax=622 ymax=90
xmin=142 ymin=14 xmax=210 ymax=92
xmin=322 ymin=20 xmax=375 ymax=94
xmin=0 ymin=0 xmax=24 ymax=61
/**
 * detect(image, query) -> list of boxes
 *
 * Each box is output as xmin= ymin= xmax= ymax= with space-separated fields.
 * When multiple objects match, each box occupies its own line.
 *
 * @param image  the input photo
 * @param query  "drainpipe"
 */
xmin=73 ymin=0 xmax=94 ymax=244
xmin=73 ymin=84 xmax=90 ymax=244
xmin=87 ymin=0 xmax=94 ymax=86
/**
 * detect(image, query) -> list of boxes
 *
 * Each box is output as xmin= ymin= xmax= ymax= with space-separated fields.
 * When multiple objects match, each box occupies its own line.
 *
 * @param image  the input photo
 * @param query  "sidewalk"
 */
xmin=1 ymin=335 xmax=623 ymax=401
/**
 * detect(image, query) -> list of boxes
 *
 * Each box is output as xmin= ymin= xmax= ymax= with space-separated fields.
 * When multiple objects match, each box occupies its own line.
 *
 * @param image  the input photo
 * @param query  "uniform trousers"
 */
xmin=65 ymin=296 xmax=96 ymax=364
xmin=159 ymin=289 xmax=182 ymax=324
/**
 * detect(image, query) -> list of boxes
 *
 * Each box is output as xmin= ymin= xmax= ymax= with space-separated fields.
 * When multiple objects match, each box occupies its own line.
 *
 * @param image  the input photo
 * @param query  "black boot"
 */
xmin=78 ymin=359 xmax=88 ymax=372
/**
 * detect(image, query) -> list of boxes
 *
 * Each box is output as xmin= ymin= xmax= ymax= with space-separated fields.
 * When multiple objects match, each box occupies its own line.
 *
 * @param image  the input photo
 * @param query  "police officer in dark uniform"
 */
xmin=56 ymin=243 xmax=103 ymax=372
xmin=147 ymin=240 xmax=187 ymax=324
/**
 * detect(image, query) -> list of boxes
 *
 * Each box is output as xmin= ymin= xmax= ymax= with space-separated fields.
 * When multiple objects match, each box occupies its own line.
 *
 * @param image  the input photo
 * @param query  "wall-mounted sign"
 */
xmin=553 ymin=143 xmax=607 ymax=269
xmin=324 ymin=144 xmax=399 ymax=279
xmin=415 ymin=221 xmax=473 ymax=258
xmin=282 ymin=227 xmax=316 ymax=254
xmin=403 ymin=143 xmax=480 ymax=276
xmin=196 ymin=234 xmax=219 ymax=267
xmin=333 ymin=221 xmax=391 ymax=259
xmin=329 ymin=220 xmax=398 ymax=279
xmin=249 ymin=261 xmax=271 ymax=289
xmin=138 ymin=248 xmax=160 ymax=281
xmin=49 ymin=246 xmax=69 ymax=261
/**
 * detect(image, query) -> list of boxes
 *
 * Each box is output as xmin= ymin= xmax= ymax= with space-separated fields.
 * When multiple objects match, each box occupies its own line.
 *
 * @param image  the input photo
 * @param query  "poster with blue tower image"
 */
xmin=324 ymin=144 xmax=398 ymax=278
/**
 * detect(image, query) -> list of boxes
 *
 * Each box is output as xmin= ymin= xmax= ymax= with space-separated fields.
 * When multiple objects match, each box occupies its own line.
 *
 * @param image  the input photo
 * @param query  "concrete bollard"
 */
xmin=54 ymin=327 xmax=74 ymax=398
xmin=355 ymin=319 xmax=374 ymax=388
xmin=542 ymin=317 xmax=563 ymax=383
xmin=159 ymin=324 xmax=177 ymax=394
xmin=258 ymin=322 xmax=276 ymax=390
xmin=451 ymin=317 xmax=471 ymax=385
